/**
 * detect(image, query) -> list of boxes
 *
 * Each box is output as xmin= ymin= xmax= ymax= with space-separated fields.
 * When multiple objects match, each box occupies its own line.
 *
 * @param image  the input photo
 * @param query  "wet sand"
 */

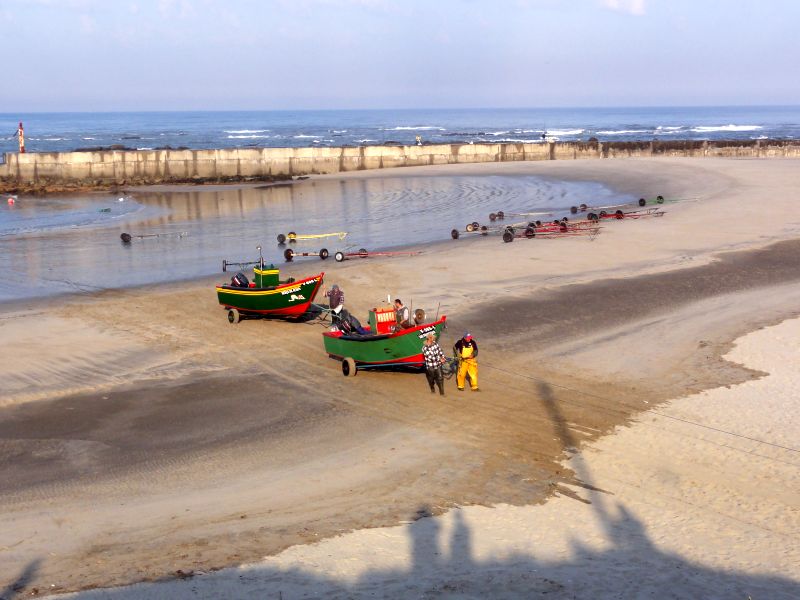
xmin=1 ymin=157 xmax=799 ymax=596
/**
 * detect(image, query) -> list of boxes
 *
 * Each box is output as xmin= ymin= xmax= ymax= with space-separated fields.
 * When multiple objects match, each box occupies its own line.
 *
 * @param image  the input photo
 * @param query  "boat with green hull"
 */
xmin=322 ymin=304 xmax=447 ymax=376
xmin=216 ymin=263 xmax=324 ymax=323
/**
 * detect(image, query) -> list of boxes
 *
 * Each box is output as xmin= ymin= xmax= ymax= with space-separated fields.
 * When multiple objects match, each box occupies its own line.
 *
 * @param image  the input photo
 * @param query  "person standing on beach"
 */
xmin=422 ymin=333 xmax=446 ymax=395
xmin=325 ymin=284 xmax=344 ymax=311
xmin=454 ymin=332 xmax=479 ymax=392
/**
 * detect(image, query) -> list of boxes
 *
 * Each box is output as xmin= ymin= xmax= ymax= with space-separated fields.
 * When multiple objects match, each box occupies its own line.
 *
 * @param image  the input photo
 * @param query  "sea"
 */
xmin=1 ymin=106 xmax=798 ymax=302
xmin=1 ymin=105 xmax=798 ymax=154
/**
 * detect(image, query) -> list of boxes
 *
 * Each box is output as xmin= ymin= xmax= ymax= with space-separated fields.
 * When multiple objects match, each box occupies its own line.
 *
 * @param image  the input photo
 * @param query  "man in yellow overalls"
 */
xmin=453 ymin=332 xmax=479 ymax=392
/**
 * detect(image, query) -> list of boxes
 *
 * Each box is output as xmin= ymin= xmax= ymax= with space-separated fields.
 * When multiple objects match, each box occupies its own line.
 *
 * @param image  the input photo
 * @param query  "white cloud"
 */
xmin=601 ymin=0 xmax=646 ymax=16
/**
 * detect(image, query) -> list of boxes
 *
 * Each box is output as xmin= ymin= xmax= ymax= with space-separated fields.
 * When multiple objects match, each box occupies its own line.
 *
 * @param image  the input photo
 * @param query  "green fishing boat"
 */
xmin=216 ymin=263 xmax=324 ymax=323
xmin=322 ymin=304 xmax=447 ymax=376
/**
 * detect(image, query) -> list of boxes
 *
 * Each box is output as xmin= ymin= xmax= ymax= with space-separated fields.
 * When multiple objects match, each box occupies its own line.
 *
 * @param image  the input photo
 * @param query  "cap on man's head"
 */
xmin=463 ymin=332 xmax=472 ymax=340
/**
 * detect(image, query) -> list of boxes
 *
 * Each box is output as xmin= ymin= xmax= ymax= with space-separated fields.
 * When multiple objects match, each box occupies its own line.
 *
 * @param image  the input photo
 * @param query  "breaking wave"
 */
xmin=597 ymin=129 xmax=651 ymax=135
xmin=691 ymin=124 xmax=762 ymax=133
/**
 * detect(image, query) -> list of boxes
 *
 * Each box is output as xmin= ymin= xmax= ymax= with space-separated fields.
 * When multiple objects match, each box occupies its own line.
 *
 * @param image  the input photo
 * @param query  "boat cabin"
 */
xmin=253 ymin=264 xmax=280 ymax=287
xmin=368 ymin=305 xmax=398 ymax=334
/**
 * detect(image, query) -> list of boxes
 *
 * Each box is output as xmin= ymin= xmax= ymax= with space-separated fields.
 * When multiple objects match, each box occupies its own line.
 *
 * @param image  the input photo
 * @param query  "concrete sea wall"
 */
xmin=2 ymin=140 xmax=799 ymax=186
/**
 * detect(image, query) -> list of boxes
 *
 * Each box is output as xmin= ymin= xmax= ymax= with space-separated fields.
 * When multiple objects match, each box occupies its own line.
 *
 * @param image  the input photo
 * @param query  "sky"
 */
xmin=2 ymin=0 xmax=798 ymax=111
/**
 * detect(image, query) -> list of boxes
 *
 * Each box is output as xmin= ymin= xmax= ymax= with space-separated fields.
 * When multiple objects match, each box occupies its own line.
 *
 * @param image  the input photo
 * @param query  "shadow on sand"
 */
xmin=11 ymin=383 xmax=799 ymax=599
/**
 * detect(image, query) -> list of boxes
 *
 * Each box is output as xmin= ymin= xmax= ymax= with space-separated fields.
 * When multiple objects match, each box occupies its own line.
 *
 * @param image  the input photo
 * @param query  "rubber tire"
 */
xmin=639 ymin=198 xmax=646 ymax=207
xmin=342 ymin=357 xmax=357 ymax=377
xmin=497 ymin=211 xmax=504 ymax=219
xmin=504 ymin=226 xmax=515 ymax=235
xmin=615 ymin=210 xmax=624 ymax=219
xmin=414 ymin=308 xmax=426 ymax=324
xmin=277 ymin=233 xmax=286 ymax=244
xmin=559 ymin=223 xmax=568 ymax=232
xmin=335 ymin=251 xmax=345 ymax=262
xmin=358 ymin=248 xmax=368 ymax=257
xmin=319 ymin=248 xmax=329 ymax=260
xmin=472 ymin=221 xmax=480 ymax=229
xmin=599 ymin=211 xmax=607 ymax=218
xmin=480 ymin=226 xmax=489 ymax=235
xmin=120 ymin=232 xmax=132 ymax=243
xmin=503 ymin=231 xmax=514 ymax=243
xmin=656 ymin=195 xmax=665 ymax=204
xmin=283 ymin=248 xmax=294 ymax=261
xmin=489 ymin=213 xmax=497 ymax=221
xmin=562 ymin=217 xmax=569 ymax=223
xmin=588 ymin=213 xmax=598 ymax=221
xmin=579 ymin=203 xmax=588 ymax=211
xmin=570 ymin=206 xmax=578 ymax=214
xmin=227 ymin=309 xmax=240 ymax=324
xmin=466 ymin=223 xmax=475 ymax=233
xmin=451 ymin=229 xmax=460 ymax=240
xmin=524 ymin=227 xmax=535 ymax=239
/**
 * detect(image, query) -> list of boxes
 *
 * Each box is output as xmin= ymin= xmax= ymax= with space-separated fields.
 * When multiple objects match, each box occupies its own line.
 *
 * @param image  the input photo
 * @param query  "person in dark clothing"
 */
xmin=422 ymin=333 xmax=446 ymax=395
xmin=325 ymin=284 xmax=344 ymax=311
xmin=453 ymin=332 xmax=479 ymax=391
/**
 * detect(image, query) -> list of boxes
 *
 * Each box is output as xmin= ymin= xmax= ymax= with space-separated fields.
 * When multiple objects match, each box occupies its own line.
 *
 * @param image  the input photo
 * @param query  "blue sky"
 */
xmin=2 ymin=0 xmax=798 ymax=111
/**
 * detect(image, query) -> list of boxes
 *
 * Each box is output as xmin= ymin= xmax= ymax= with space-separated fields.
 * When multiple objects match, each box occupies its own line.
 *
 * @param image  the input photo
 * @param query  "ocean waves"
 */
xmin=2 ymin=107 xmax=797 ymax=154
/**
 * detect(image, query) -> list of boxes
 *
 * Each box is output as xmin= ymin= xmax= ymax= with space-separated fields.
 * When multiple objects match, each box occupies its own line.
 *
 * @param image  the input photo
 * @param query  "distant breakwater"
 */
xmin=2 ymin=139 xmax=799 ymax=191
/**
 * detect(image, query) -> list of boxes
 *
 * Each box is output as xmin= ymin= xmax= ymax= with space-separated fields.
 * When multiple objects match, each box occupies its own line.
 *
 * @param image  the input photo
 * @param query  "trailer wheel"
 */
xmin=288 ymin=231 xmax=297 ymax=242
xmin=227 ymin=308 xmax=241 ymax=324
xmin=639 ymin=198 xmax=646 ymax=207
xmin=503 ymin=231 xmax=514 ymax=243
xmin=283 ymin=248 xmax=294 ymax=261
xmin=579 ymin=203 xmax=588 ymax=211
xmin=599 ymin=211 xmax=607 ymax=218
xmin=524 ymin=227 xmax=535 ymax=239
xmin=587 ymin=213 xmax=598 ymax=221
xmin=615 ymin=209 xmax=624 ymax=219
xmin=277 ymin=233 xmax=286 ymax=244
xmin=319 ymin=248 xmax=329 ymax=259
xmin=120 ymin=232 xmax=132 ymax=243
xmin=335 ymin=251 xmax=345 ymax=262
xmin=570 ymin=206 xmax=578 ymax=214
xmin=489 ymin=212 xmax=497 ymax=221
xmin=480 ymin=226 xmax=489 ymax=235
xmin=472 ymin=221 xmax=480 ymax=229
xmin=451 ymin=229 xmax=460 ymax=240
xmin=342 ymin=357 xmax=357 ymax=377
xmin=559 ymin=222 xmax=568 ymax=232
xmin=358 ymin=248 xmax=368 ymax=257
xmin=656 ymin=195 xmax=665 ymax=204
xmin=562 ymin=217 xmax=569 ymax=223
xmin=497 ymin=211 xmax=504 ymax=219
xmin=466 ymin=223 xmax=475 ymax=232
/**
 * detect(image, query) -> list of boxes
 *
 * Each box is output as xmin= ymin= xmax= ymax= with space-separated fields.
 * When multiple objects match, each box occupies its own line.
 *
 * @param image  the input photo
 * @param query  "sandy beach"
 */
xmin=1 ymin=157 xmax=799 ymax=598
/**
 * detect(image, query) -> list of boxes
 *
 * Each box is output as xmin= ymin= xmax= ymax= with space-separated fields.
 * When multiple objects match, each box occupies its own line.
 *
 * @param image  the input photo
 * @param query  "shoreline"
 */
xmin=1 ymin=156 xmax=800 ymax=595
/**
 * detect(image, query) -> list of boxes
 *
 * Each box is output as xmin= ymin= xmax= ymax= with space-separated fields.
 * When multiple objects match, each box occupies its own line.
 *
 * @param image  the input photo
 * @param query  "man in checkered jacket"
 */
xmin=422 ymin=333 xmax=446 ymax=396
